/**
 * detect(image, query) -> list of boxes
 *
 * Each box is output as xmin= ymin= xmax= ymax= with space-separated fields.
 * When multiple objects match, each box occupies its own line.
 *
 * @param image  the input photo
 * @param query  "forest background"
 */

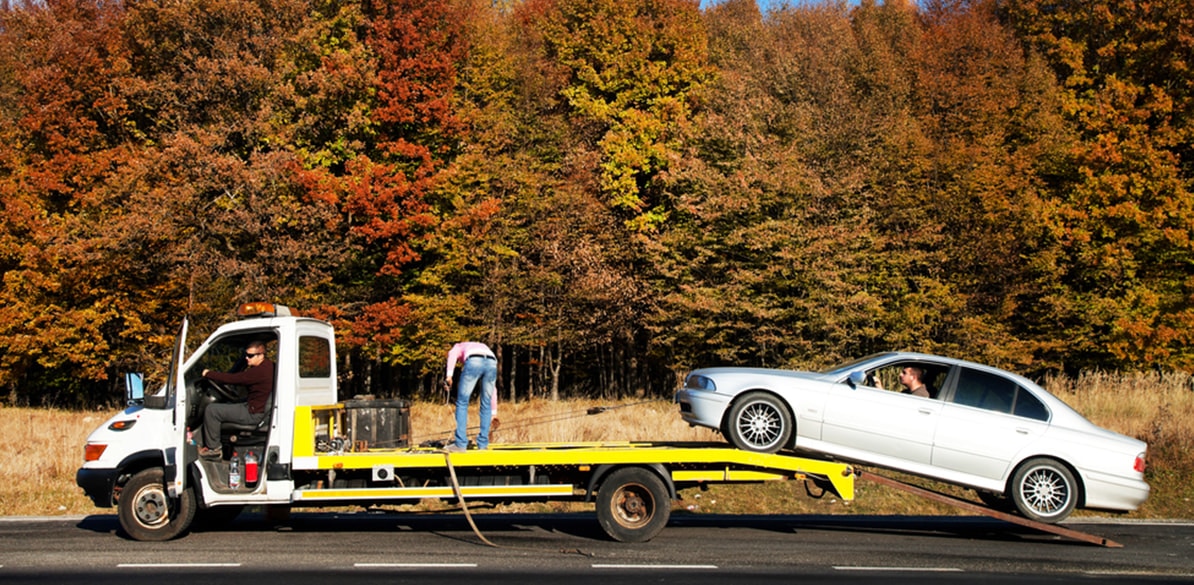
xmin=1 ymin=0 xmax=1192 ymax=409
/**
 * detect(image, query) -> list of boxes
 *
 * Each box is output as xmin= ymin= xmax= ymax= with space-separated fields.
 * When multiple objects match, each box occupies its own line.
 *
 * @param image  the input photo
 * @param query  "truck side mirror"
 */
xmin=125 ymin=372 xmax=145 ymax=405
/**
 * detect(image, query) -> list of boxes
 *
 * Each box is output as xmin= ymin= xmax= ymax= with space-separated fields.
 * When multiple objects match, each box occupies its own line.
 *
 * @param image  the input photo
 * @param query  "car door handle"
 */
xmin=918 ymin=408 xmax=934 ymax=415
xmin=1016 ymin=428 xmax=1031 ymax=435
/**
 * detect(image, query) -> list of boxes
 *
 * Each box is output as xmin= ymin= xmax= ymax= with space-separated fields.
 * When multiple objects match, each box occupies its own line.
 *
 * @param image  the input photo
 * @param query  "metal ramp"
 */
xmin=853 ymin=469 xmax=1123 ymax=547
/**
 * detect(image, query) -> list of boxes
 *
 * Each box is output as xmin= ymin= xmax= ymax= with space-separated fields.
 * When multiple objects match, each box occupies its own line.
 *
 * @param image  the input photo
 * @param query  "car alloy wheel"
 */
xmin=726 ymin=392 xmax=792 ymax=453
xmin=1010 ymin=457 xmax=1078 ymax=523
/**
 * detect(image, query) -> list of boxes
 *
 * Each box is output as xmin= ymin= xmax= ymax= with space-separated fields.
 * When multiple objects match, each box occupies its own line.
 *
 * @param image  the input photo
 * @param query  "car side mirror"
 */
xmin=124 ymin=372 xmax=145 ymax=405
xmin=847 ymin=370 xmax=866 ymax=388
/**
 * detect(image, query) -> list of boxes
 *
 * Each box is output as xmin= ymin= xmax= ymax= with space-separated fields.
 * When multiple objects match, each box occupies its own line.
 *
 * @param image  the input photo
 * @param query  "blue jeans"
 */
xmin=454 ymin=355 xmax=497 ymax=449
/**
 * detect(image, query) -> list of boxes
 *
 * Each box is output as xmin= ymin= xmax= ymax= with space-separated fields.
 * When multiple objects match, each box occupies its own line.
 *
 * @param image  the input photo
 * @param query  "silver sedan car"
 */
xmin=675 ymin=352 xmax=1149 ymax=523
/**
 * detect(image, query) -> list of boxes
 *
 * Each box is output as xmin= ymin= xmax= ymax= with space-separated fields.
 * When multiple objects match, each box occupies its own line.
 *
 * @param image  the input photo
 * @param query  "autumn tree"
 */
xmin=1000 ymin=0 xmax=1194 ymax=370
xmin=0 ymin=0 xmax=146 ymax=405
xmin=527 ymin=0 xmax=712 ymax=230
xmin=905 ymin=0 xmax=1074 ymax=368
xmin=652 ymin=0 xmax=944 ymax=371
xmin=0 ymin=0 xmax=352 ymax=405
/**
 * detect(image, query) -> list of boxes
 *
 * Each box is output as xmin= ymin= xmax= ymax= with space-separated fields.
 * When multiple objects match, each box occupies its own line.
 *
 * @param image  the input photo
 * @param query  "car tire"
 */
xmin=725 ymin=392 xmax=792 ymax=454
xmin=1009 ymin=457 xmax=1078 ymax=523
xmin=596 ymin=467 xmax=671 ymax=543
xmin=117 ymin=468 xmax=196 ymax=541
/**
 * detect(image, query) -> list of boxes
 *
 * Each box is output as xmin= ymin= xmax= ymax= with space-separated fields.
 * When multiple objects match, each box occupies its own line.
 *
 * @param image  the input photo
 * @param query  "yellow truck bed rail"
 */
xmin=291 ymin=406 xmax=854 ymax=503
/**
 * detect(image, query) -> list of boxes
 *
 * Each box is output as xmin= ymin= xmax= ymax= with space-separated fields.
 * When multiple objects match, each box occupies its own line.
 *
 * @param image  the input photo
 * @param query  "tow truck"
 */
xmin=76 ymin=303 xmax=857 ymax=543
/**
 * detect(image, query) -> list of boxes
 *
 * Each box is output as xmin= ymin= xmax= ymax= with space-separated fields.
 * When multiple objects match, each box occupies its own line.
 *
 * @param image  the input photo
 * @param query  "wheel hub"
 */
xmin=1023 ymin=469 xmax=1067 ymax=513
xmin=135 ymin=489 xmax=169 ymax=526
xmin=741 ymin=405 xmax=778 ymax=442
xmin=615 ymin=488 xmax=650 ymax=525
xmin=622 ymin=494 xmax=644 ymax=516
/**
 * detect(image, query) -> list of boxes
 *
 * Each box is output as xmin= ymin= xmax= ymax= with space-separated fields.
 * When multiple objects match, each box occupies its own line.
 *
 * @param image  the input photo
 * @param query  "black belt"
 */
xmin=466 ymin=355 xmax=496 ymax=360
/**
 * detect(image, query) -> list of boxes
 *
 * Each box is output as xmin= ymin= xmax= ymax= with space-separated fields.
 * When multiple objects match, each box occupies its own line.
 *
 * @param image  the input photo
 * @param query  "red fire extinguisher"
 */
xmin=244 ymin=449 xmax=259 ymax=485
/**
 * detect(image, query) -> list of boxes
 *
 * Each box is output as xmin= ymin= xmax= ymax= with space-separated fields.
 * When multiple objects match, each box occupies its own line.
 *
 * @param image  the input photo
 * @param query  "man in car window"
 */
xmin=197 ymin=341 xmax=274 ymax=460
xmin=899 ymin=366 xmax=932 ymax=398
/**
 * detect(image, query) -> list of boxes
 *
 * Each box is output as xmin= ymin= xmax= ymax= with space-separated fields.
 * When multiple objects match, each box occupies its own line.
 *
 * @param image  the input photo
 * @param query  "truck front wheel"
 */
xmin=118 ymin=468 xmax=196 ymax=541
xmin=596 ymin=467 xmax=671 ymax=543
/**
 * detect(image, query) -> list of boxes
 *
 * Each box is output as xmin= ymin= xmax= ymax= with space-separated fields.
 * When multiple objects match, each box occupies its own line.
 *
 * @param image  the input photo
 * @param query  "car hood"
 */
xmin=691 ymin=366 xmax=835 ymax=382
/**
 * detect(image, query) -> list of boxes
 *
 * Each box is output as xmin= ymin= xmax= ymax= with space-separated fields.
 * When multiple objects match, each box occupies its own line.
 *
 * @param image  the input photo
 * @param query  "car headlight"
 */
xmin=685 ymin=374 xmax=716 ymax=392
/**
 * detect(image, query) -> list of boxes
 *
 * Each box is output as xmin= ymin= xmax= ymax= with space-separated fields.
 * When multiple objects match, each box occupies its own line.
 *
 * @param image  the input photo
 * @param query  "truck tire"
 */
xmin=596 ymin=467 xmax=670 ymax=543
xmin=118 ymin=468 xmax=196 ymax=541
xmin=726 ymin=392 xmax=791 ymax=453
xmin=1010 ymin=457 xmax=1078 ymax=523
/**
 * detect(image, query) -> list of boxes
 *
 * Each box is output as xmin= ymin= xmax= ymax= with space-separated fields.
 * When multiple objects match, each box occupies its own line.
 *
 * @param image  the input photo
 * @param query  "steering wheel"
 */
xmin=199 ymin=377 xmax=241 ymax=402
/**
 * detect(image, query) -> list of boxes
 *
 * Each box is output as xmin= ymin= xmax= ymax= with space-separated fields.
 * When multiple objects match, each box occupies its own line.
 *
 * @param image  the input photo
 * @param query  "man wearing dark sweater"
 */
xmin=198 ymin=341 xmax=275 ymax=460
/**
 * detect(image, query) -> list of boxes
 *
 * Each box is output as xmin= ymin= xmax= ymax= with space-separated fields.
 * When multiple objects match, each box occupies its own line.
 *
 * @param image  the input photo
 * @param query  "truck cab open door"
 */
xmin=164 ymin=317 xmax=190 ymax=499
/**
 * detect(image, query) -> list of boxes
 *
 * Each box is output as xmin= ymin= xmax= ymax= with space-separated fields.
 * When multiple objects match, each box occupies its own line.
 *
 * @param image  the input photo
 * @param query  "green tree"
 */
xmin=530 ymin=0 xmax=712 ymax=230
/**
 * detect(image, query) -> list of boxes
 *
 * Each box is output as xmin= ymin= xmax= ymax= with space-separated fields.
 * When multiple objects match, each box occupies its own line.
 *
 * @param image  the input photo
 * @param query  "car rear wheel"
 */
xmin=725 ymin=392 xmax=792 ymax=454
xmin=1010 ymin=457 xmax=1078 ymax=523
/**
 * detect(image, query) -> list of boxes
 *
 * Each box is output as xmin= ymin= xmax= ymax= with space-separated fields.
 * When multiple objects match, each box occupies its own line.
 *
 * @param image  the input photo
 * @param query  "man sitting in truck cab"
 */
xmin=197 ymin=341 xmax=274 ymax=460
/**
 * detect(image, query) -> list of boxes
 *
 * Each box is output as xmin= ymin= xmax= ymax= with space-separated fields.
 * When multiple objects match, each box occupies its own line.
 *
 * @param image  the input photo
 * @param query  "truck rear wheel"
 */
xmin=118 ymin=468 xmax=196 ymax=541
xmin=596 ymin=467 xmax=670 ymax=543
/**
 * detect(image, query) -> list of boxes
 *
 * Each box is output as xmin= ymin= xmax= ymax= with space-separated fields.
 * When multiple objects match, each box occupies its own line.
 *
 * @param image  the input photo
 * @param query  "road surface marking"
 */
xmin=355 ymin=563 xmax=478 ymax=568
xmin=592 ymin=564 xmax=718 ymax=570
xmin=119 ymin=563 xmax=242 ymax=568
xmin=834 ymin=566 xmax=963 ymax=572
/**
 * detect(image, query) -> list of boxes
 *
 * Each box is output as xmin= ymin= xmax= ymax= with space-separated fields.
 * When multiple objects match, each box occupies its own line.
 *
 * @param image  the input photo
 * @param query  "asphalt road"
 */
xmin=2 ymin=511 xmax=1193 ymax=584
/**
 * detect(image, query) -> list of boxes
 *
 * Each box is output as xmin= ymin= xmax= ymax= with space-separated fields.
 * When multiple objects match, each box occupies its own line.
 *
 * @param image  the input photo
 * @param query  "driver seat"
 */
xmin=221 ymin=392 xmax=274 ymax=447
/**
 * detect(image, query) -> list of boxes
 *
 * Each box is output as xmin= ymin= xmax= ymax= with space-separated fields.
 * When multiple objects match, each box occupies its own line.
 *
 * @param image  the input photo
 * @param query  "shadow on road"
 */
xmin=74 ymin=510 xmax=1101 ymax=547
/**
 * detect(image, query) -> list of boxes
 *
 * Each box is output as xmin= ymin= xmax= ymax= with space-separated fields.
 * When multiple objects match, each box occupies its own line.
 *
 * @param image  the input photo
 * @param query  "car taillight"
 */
xmin=84 ymin=443 xmax=107 ymax=462
xmin=1133 ymin=453 xmax=1146 ymax=473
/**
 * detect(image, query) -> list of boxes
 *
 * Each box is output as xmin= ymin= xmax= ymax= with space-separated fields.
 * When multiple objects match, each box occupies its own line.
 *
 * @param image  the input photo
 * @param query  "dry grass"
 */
xmin=1041 ymin=371 xmax=1194 ymax=519
xmin=0 ymin=407 xmax=114 ymax=516
xmin=6 ymin=371 xmax=1192 ymax=519
xmin=408 ymin=396 xmax=716 ymax=446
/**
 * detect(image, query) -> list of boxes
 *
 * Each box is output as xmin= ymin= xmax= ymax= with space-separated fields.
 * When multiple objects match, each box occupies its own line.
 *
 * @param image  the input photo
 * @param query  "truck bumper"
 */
xmin=76 ymin=468 xmax=118 ymax=508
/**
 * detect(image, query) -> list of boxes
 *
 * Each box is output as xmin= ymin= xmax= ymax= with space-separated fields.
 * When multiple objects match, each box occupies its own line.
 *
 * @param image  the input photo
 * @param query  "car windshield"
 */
xmin=819 ymin=352 xmax=896 ymax=377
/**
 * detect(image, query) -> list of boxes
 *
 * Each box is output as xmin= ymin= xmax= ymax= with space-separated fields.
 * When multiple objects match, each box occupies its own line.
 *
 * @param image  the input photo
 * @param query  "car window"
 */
xmin=951 ymin=368 xmax=1049 ymax=421
xmin=1013 ymin=389 xmax=1050 ymax=421
xmin=861 ymin=362 xmax=944 ymax=399
xmin=952 ymin=368 xmax=1016 ymax=413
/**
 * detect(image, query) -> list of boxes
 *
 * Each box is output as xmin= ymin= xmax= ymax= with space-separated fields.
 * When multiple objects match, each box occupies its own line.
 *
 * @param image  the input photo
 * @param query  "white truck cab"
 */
xmin=77 ymin=303 xmax=339 ymax=540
